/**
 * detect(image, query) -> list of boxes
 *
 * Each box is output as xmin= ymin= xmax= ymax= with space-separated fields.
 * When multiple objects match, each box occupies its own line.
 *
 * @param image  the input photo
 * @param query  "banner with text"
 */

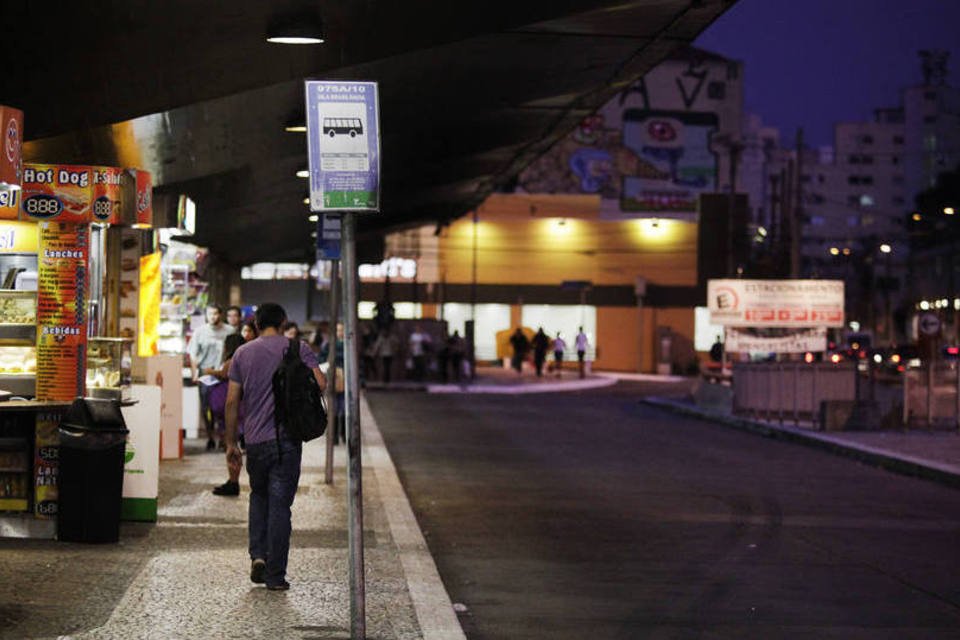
xmin=725 ymin=327 xmax=828 ymax=353
xmin=36 ymin=222 xmax=88 ymax=401
xmin=708 ymin=279 xmax=844 ymax=328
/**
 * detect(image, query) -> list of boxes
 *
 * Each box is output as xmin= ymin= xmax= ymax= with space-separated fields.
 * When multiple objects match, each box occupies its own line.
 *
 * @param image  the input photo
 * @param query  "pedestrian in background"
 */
xmin=210 ymin=332 xmax=247 ymax=496
xmin=226 ymin=305 xmax=243 ymax=333
xmin=188 ymin=303 xmax=235 ymax=451
xmin=553 ymin=332 xmax=566 ymax=379
xmin=447 ymin=330 xmax=466 ymax=382
xmin=408 ymin=324 xmax=432 ymax=382
xmin=282 ymin=321 xmax=300 ymax=341
xmin=372 ymin=328 xmax=399 ymax=384
xmin=240 ymin=320 xmax=258 ymax=343
xmin=575 ymin=326 xmax=589 ymax=379
xmin=510 ymin=328 xmax=530 ymax=375
xmin=532 ymin=327 xmax=550 ymax=377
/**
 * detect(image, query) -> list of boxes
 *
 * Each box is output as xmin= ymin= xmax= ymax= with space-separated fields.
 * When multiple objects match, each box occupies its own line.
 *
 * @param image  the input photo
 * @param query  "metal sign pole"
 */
xmin=342 ymin=213 xmax=365 ymax=639
xmin=324 ymin=258 xmax=340 ymax=485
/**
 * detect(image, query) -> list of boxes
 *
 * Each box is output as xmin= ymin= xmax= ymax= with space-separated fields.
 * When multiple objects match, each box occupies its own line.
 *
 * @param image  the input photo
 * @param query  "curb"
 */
xmin=427 ymin=376 xmax=617 ymax=394
xmin=361 ymin=394 xmax=468 ymax=640
xmin=643 ymin=397 xmax=960 ymax=490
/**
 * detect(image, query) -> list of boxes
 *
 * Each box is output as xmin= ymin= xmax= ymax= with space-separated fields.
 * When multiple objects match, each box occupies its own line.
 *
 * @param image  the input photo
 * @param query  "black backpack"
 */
xmin=272 ymin=338 xmax=327 ymax=444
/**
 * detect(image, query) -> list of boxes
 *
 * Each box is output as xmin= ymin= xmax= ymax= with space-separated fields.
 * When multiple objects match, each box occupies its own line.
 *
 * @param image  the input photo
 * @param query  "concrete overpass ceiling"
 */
xmin=3 ymin=0 xmax=734 ymax=266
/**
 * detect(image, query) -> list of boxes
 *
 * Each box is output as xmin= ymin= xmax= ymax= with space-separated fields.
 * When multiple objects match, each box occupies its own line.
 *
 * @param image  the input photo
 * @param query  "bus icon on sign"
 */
xmin=322 ymin=117 xmax=363 ymax=138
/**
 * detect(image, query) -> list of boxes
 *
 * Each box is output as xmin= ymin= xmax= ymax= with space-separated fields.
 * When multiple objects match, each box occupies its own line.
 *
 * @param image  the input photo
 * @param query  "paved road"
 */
xmin=366 ymin=381 xmax=960 ymax=639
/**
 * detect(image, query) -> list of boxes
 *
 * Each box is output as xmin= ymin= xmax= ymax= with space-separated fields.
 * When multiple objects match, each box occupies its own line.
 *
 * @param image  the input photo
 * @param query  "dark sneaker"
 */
xmin=266 ymin=580 xmax=290 ymax=591
xmin=213 ymin=481 xmax=240 ymax=496
xmin=250 ymin=559 xmax=266 ymax=584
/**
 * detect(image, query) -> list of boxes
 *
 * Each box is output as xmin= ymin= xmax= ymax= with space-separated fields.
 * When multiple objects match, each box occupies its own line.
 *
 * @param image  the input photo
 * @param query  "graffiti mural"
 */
xmin=620 ymin=109 xmax=718 ymax=213
xmin=518 ymin=115 xmax=641 ymax=199
xmin=516 ymin=48 xmax=735 ymax=219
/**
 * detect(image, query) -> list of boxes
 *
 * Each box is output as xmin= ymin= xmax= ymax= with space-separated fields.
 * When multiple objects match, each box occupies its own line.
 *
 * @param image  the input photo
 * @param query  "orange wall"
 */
xmin=440 ymin=194 xmax=698 ymax=288
xmin=595 ymin=307 xmax=641 ymax=371
xmin=430 ymin=193 xmax=700 ymax=373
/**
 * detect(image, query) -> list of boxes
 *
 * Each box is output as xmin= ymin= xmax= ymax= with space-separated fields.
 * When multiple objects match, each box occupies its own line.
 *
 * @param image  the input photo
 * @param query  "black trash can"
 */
xmin=57 ymin=398 xmax=129 ymax=543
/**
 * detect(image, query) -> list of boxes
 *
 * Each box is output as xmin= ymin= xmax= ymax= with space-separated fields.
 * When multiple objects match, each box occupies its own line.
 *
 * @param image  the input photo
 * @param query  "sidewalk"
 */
xmin=644 ymin=395 xmax=960 ymax=489
xmin=0 ymin=396 xmax=465 ymax=640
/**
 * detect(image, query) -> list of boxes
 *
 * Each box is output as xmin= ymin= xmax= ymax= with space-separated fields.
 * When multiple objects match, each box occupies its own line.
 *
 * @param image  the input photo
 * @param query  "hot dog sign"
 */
xmin=20 ymin=164 xmax=133 ymax=224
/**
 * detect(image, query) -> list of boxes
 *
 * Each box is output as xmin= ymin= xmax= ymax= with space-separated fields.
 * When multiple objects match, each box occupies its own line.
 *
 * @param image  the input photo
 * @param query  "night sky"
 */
xmin=694 ymin=0 xmax=960 ymax=148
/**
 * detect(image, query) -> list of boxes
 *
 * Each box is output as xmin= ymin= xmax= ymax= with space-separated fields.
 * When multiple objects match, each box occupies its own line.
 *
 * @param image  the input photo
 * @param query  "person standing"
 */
xmin=532 ymin=327 xmax=550 ymax=377
xmin=408 ymin=324 xmax=432 ymax=382
xmin=210 ymin=333 xmax=246 ymax=496
xmin=509 ymin=328 xmax=530 ymax=375
xmin=575 ymin=326 xmax=590 ymax=379
xmin=447 ymin=330 xmax=466 ymax=382
xmin=282 ymin=321 xmax=300 ymax=341
xmin=372 ymin=328 xmax=399 ymax=384
xmin=226 ymin=305 xmax=243 ymax=333
xmin=224 ymin=302 xmax=326 ymax=591
xmin=188 ymin=304 xmax=235 ymax=450
xmin=240 ymin=320 xmax=259 ymax=343
xmin=552 ymin=332 xmax=566 ymax=379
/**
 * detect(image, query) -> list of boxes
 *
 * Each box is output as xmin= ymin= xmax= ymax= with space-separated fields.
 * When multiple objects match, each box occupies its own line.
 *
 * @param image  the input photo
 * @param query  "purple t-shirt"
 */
xmin=229 ymin=335 xmax=320 ymax=445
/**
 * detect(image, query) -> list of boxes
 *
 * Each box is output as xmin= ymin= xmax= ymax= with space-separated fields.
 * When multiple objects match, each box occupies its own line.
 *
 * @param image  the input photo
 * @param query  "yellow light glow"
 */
xmin=829 ymin=247 xmax=840 ymax=256
xmin=296 ymin=170 xmax=309 ymax=179
xmin=879 ymin=243 xmax=892 ymax=253
xmin=308 ymin=214 xmax=318 ymax=222
xmin=945 ymin=207 xmax=955 ymax=215
xmin=303 ymin=197 xmax=310 ymax=205
xmin=842 ymin=247 xmax=851 ymax=256
xmin=285 ymin=124 xmax=307 ymax=133
xmin=546 ymin=218 xmax=574 ymax=237
xmin=912 ymin=212 xmax=922 ymax=221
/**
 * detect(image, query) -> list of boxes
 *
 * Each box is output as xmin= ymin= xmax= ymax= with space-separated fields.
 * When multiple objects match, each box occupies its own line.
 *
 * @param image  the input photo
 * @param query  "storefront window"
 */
xmin=521 ymin=304 xmax=596 ymax=359
xmin=442 ymin=303 xmax=510 ymax=360
xmin=358 ymin=301 xmax=422 ymax=321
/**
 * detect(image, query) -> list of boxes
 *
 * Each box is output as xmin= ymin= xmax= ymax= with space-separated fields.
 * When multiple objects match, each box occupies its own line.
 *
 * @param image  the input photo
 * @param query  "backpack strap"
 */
xmin=275 ymin=338 xmax=300 ymax=460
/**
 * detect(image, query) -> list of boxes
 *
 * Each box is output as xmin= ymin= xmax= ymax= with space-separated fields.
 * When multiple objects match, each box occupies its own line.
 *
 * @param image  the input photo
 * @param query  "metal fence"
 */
xmin=903 ymin=364 xmax=960 ymax=428
xmin=732 ymin=362 xmax=856 ymax=425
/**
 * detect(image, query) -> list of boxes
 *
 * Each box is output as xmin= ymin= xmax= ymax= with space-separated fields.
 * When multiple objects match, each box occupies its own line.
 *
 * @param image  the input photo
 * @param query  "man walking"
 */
xmin=188 ymin=304 xmax=235 ymax=450
xmin=575 ymin=326 xmax=590 ymax=379
xmin=224 ymin=303 xmax=326 ymax=591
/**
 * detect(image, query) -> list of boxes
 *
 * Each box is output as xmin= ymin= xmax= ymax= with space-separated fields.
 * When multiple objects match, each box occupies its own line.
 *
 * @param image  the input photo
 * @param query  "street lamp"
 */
xmin=879 ymin=243 xmax=894 ymax=344
xmin=945 ymin=207 xmax=955 ymax=215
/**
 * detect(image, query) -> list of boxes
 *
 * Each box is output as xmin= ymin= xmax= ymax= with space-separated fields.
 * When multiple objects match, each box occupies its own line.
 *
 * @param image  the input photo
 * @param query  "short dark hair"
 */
xmin=207 ymin=303 xmax=224 ymax=314
xmin=226 ymin=305 xmax=242 ymax=315
xmin=255 ymin=303 xmax=286 ymax=331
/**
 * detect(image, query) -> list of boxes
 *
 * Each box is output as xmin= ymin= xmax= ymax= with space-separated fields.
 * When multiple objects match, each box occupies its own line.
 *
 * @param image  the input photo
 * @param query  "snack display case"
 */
xmin=0 ymin=436 xmax=30 ymax=512
xmin=0 ymin=289 xmax=37 ymax=398
xmin=86 ymin=337 xmax=132 ymax=401
xmin=158 ymin=263 xmax=189 ymax=355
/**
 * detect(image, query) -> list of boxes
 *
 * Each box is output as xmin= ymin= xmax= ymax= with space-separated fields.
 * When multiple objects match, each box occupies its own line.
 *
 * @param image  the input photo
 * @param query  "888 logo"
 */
xmin=93 ymin=196 xmax=114 ymax=220
xmin=23 ymin=195 xmax=63 ymax=218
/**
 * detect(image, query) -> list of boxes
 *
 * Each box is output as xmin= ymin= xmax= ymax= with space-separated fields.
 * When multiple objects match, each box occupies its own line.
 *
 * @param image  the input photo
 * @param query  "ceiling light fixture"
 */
xmin=266 ymin=13 xmax=325 ymax=44
xmin=285 ymin=120 xmax=307 ymax=133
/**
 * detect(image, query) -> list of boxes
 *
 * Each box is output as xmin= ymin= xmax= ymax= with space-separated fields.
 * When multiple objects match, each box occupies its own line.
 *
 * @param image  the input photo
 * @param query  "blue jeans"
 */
xmin=246 ymin=438 xmax=302 ymax=586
